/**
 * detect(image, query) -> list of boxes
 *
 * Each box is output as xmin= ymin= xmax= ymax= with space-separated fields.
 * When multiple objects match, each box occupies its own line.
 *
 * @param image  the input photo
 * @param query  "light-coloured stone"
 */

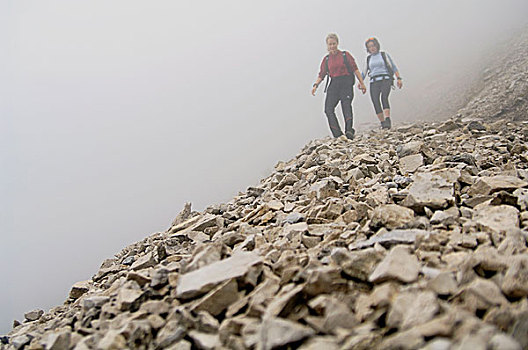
xmin=298 ymin=336 xmax=339 ymax=350
xmin=69 ymin=280 xmax=91 ymax=299
xmin=473 ymin=204 xmax=519 ymax=233
xmin=369 ymin=246 xmax=421 ymax=284
xmin=397 ymin=141 xmax=424 ymax=157
xmin=44 ymin=331 xmax=71 ymax=350
xmin=117 ymin=288 xmax=143 ymax=311
xmin=350 ymin=229 xmax=430 ymax=250
xmin=430 ymin=206 xmax=460 ymax=226
xmin=176 ymin=251 xmax=262 ymax=299
xmin=165 ymin=340 xmax=192 ymax=350
xmin=489 ymin=333 xmax=522 ymax=350
xmin=139 ymin=300 xmax=170 ymax=315
xmin=182 ymin=243 xmax=223 ymax=273
xmin=191 ymin=278 xmax=240 ymax=316
xmin=387 ymin=290 xmax=439 ymax=330
xmin=454 ymin=278 xmax=508 ymax=312
xmin=130 ymin=252 xmax=157 ymax=271
xmin=402 ymin=169 xmax=460 ymax=210
xmin=427 ymin=272 xmax=458 ymax=296
xmin=501 ymin=256 xmax=528 ymax=298
xmin=83 ymin=296 xmax=110 ymax=311
xmin=258 ymin=317 xmax=315 ymax=350
xmin=399 ymin=153 xmax=424 ymax=174
xmin=331 ymin=247 xmax=383 ymax=281
xmin=97 ymin=330 xmax=126 ymax=350
xmin=468 ymin=175 xmax=528 ymax=196
xmin=188 ymin=331 xmax=220 ymax=350
xmin=24 ymin=309 xmax=44 ymax=322
xmin=264 ymin=284 xmax=304 ymax=318
xmin=421 ymin=338 xmax=452 ymax=350
xmin=369 ymin=204 xmax=415 ymax=230
xmin=309 ymin=178 xmax=339 ymax=200
xmin=452 ymin=334 xmax=487 ymax=350
xmin=156 ymin=320 xmax=186 ymax=348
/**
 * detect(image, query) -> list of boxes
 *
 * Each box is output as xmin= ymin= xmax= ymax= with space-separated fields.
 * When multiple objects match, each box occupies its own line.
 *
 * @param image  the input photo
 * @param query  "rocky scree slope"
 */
xmin=3 ymin=32 xmax=528 ymax=350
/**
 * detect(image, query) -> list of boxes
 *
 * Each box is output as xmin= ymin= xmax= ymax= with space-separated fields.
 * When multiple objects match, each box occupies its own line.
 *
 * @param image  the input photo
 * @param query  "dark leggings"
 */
xmin=324 ymin=75 xmax=355 ymax=137
xmin=370 ymin=79 xmax=392 ymax=114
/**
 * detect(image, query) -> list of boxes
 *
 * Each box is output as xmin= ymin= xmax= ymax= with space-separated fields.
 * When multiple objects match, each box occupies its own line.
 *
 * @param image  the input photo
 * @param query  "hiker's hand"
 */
xmin=397 ymin=79 xmax=403 ymax=89
xmin=359 ymin=83 xmax=366 ymax=94
xmin=311 ymin=86 xmax=317 ymax=96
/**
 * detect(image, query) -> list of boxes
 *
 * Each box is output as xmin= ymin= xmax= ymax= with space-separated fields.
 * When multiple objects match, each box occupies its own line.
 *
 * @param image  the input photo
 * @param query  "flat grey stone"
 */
xmin=369 ymin=204 xmax=415 ymax=230
xmin=283 ymin=212 xmax=304 ymax=224
xmin=11 ymin=335 xmax=33 ymax=350
xmin=502 ymin=256 xmax=528 ymax=298
xmin=421 ymin=338 xmax=452 ymax=350
xmin=350 ymin=229 xmax=430 ymax=250
xmin=24 ymin=309 xmax=44 ymax=322
xmin=69 ymin=280 xmax=90 ymax=299
xmin=44 ymin=331 xmax=71 ymax=350
xmin=131 ymin=252 xmax=157 ymax=271
xmin=402 ymin=169 xmax=460 ymax=210
xmin=399 ymin=154 xmax=424 ymax=174
xmin=427 ymin=272 xmax=458 ymax=296
xmin=83 ymin=296 xmax=110 ymax=310
xmin=176 ymin=251 xmax=262 ymax=299
xmin=117 ymin=288 xmax=143 ymax=311
xmin=397 ymin=141 xmax=423 ymax=157
xmin=469 ymin=175 xmax=528 ymax=196
xmin=387 ymin=290 xmax=439 ymax=330
xmin=97 ymin=330 xmax=127 ymax=350
xmin=258 ymin=317 xmax=315 ymax=350
xmin=331 ymin=247 xmax=383 ymax=281
xmin=474 ymin=204 xmax=519 ymax=233
xmin=369 ymin=246 xmax=421 ymax=284
xmin=188 ymin=331 xmax=220 ymax=350
xmin=191 ymin=278 xmax=240 ymax=316
xmin=489 ymin=333 xmax=522 ymax=350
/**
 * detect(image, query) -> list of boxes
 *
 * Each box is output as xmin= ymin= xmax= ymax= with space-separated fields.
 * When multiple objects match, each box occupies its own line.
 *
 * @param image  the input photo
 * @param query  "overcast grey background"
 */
xmin=2 ymin=0 xmax=528 ymax=334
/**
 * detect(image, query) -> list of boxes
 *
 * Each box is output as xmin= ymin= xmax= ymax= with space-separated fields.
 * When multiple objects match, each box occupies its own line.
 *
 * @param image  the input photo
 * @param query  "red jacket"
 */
xmin=318 ymin=50 xmax=358 ymax=79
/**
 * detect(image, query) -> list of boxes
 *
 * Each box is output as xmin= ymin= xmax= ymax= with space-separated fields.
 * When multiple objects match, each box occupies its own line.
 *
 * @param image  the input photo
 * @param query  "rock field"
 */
xmin=3 ymin=30 xmax=528 ymax=350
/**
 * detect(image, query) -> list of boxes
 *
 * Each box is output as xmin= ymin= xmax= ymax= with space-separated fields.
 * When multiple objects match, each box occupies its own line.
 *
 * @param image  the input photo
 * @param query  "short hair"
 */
xmin=365 ymin=37 xmax=381 ymax=53
xmin=326 ymin=33 xmax=339 ymax=44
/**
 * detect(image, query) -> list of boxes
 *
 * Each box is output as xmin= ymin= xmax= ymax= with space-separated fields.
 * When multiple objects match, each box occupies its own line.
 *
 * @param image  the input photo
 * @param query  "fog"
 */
xmin=2 ymin=0 xmax=528 ymax=334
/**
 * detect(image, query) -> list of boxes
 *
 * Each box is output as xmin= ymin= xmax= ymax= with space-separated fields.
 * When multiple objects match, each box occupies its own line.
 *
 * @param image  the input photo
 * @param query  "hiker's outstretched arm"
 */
xmin=311 ymin=76 xmax=324 ymax=96
xmin=355 ymin=69 xmax=367 ymax=94
xmin=394 ymin=69 xmax=403 ymax=89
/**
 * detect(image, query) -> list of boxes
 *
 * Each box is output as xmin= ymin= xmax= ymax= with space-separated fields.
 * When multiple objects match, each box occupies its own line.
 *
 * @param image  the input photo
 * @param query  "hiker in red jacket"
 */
xmin=312 ymin=33 xmax=366 ymax=140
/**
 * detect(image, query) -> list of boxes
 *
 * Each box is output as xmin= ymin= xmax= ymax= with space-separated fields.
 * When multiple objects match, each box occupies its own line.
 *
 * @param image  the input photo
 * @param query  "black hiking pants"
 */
xmin=370 ymin=78 xmax=392 ymax=114
xmin=324 ymin=75 xmax=355 ymax=138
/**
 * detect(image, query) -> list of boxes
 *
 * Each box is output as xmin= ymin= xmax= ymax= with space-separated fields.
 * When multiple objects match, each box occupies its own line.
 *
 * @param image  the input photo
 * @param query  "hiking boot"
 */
xmin=383 ymin=117 xmax=392 ymax=129
xmin=345 ymin=129 xmax=355 ymax=140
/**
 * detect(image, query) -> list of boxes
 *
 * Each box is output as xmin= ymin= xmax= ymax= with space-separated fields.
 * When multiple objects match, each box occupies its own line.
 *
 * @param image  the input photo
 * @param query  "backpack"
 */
xmin=323 ymin=51 xmax=356 ymax=93
xmin=366 ymin=51 xmax=394 ymax=85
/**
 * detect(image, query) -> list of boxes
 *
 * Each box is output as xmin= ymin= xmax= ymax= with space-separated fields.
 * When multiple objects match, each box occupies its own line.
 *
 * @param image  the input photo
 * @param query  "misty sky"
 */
xmin=2 ymin=0 xmax=528 ymax=334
